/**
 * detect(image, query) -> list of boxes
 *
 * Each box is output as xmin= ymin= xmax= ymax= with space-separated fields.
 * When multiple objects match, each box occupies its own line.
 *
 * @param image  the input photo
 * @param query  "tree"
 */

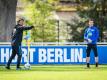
xmin=0 ymin=0 xmax=17 ymax=42
xmin=23 ymin=0 xmax=57 ymax=42
xmin=67 ymin=0 xmax=107 ymax=42
xmin=76 ymin=0 xmax=107 ymax=41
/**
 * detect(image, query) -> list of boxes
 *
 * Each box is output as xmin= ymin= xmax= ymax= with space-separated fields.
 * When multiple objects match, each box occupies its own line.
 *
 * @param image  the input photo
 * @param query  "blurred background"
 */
xmin=0 ymin=0 xmax=107 ymax=42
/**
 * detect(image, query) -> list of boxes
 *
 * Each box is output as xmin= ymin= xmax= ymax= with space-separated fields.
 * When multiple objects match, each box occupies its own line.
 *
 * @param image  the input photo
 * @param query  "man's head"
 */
xmin=88 ymin=19 xmax=94 ymax=27
xmin=17 ymin=18 xmax=25 ymax=26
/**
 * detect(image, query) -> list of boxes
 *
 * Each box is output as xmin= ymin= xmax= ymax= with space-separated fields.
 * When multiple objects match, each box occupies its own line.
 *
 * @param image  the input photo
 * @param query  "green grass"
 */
xmin=0 ymin=65 xmax=107 ymax=80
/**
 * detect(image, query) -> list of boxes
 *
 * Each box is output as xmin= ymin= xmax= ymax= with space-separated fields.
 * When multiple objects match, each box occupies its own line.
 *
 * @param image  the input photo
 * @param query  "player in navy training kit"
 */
xmin=6 ymin=18 xmax=34 ymax=70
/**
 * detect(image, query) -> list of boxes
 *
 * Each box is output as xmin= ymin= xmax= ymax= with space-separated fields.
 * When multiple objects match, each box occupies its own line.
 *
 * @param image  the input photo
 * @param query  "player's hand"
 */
xmin=84 ymin=39 xmax=88 ymax=42
xmin=88 ymin=39 xmax=92 ymax=43
xmin=11 ymin=42 xmax=15 ymax=46
xmin=84 ymin=40 xmax=87 ymax=43
xmin=31 ymin=26 xmax=34 ymax=28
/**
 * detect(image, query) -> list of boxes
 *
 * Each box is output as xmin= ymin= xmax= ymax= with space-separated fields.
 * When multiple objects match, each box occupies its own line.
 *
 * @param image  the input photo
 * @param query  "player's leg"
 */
xmin=86 ymin=44 xmax=91 ymax=68
xmin=6 ymin=46 xmax=16 ymax=69
xmin=16 ymin=45 xmax=22 ymax=70
xmin=92 ymin=44 xmax=98 ymax=67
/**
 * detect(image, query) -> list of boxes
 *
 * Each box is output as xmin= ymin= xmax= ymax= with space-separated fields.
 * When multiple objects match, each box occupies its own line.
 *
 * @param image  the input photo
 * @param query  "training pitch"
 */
xmin=0 ymin=65 xmax=107 ymax=80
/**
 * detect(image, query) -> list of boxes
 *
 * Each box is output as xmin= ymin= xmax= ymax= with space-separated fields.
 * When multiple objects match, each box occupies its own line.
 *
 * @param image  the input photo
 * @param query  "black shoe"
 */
xmin=5 ymin=66 xmax=10 ymax=70
xmin=87 ymin=63 xmax=90 ymax=68
xmin=96 ymin=63 xmax=98 ymax=68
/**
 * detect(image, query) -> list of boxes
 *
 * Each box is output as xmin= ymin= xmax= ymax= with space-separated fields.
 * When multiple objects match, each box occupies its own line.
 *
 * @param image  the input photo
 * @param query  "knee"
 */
xmin=95 ymin=54 xmax=98 ymax=57
xmin=18 ymin=53 xmax=22 ymax=57
xmin=87 ymin=54 xmax=90 ymax=57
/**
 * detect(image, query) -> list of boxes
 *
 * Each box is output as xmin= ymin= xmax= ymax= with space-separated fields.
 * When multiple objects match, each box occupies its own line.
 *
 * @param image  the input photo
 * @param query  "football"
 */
xmin=24 ymin=63 xmax=31 ymax=70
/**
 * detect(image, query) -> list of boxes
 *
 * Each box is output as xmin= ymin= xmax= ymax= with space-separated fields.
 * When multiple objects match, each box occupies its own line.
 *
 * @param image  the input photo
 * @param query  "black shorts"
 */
xmin=86 ymin=44 xmax=98 ymax=57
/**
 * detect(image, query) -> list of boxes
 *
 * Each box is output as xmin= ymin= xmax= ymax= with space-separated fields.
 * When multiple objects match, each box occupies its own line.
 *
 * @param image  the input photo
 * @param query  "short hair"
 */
xmin=88 ymin=18 xmax=94 ymax=22
xmin=17 ymin=18 xmax=24 ymax=23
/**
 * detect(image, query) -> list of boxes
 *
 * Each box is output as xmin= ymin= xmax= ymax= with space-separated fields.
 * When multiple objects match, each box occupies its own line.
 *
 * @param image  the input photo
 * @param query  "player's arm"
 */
xmin=84 ymin=29 xmax=88 ymax=41
xmin=22 ymin=26 xmax=34 ymax=30
xmin=18 ymin=26 xmax=34 ymax=30
xmin=84 ymin=29 xmax=92 ymax=43
xmin=96 ymin=28 xmax=99 ymax=40
xmin=93 ymin=27 xmax=99 ymax=41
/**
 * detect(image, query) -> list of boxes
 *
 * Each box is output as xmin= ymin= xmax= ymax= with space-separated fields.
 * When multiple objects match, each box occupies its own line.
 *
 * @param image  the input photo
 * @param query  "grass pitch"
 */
xmin=0 ymin=65 xmax=107 ymax=80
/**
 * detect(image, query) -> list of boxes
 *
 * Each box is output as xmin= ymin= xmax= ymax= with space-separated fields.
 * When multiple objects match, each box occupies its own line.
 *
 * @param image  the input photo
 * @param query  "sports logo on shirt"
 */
xmin=87 ymin=32 xmax=92 ymax=37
